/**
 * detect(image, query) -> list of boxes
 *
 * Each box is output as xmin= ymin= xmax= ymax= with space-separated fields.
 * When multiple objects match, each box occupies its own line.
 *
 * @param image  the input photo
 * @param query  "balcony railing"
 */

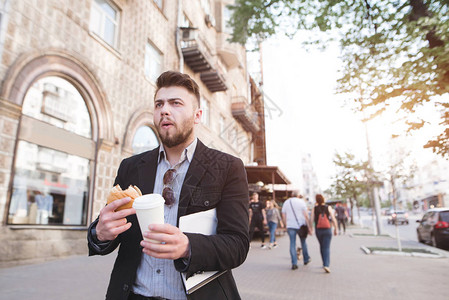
xmin=200 ymin=71 xmax=227 ymax=92
xmin=181 ymin=40 xmax=212 ymax=73
xmin=180 ymin=27 xmax=227 ymax=92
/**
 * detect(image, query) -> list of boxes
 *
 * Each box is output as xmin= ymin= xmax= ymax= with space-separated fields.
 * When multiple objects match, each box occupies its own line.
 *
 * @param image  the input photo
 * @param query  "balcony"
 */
xmin=231 ymin=99 xmax=260 ymax=134
xmin=180 ymin=27 xmax=227 ymax=92
xmin=200 ymin=71 xmax=227 ymax=92
xmin=217 ymin=32 xmax=244 ymax=69
xmin=181 ymin=42 xmax=212 ymax=73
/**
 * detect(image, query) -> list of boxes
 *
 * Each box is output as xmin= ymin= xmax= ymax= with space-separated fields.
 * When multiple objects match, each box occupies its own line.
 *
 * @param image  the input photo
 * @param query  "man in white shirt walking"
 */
xmin=282 ymin=191 xmax=312 ymax=270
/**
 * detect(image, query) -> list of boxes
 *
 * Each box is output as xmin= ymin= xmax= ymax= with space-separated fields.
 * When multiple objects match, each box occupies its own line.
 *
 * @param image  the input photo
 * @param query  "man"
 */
xmin=248 ymin=192 xmax=267 ymax=249
xmin=335 ymin=202 xmax=349 ymax=234
xmin=282 ymin=191 xmax=312 ymax=270
xmin=87 ymin=71 xmax=250 ymax=300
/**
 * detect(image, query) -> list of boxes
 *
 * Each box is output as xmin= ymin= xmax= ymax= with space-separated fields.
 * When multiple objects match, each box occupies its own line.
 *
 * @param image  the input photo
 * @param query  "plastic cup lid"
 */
xmin=133 ymin=194 xmax=165 ymax=209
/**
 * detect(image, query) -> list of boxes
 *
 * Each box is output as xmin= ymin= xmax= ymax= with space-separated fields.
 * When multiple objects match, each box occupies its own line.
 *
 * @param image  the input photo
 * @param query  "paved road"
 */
xmin=1 ymin=225 xmax=448 ymax=300
xmin=380 ymin=215 xmax=420 ymax=240
xmin=358 ymin=213 xmax=422 ymax=242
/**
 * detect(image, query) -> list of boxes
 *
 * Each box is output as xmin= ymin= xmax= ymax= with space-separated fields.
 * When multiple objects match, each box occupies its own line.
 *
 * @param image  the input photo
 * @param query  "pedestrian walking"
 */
xmin=335 ymin=202 xmax=349 ymax=234
xmin=311 ymin=194 xmax=338 ymax=273
xmin=249 ymin=192 xmax=267 ymax=249
xmin=266 ymin=199 xmax=284 ymax=249
xmin=282 ymin=191 xmax=312 ymax=270
xmin=87 ymin=71 xmax=250 ymax=300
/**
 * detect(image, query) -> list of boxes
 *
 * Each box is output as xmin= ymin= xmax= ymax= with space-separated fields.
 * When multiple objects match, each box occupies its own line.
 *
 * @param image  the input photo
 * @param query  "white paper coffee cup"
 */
xmin=133 ymin=194 xmax=165 ymax=242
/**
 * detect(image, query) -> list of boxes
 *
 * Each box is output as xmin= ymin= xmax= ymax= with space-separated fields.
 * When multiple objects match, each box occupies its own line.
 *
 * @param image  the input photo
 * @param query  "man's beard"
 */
xmin=157 ymin=117 xmax=194 ymax=148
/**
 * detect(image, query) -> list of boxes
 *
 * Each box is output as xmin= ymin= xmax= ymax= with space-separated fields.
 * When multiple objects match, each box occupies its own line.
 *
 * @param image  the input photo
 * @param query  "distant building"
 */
xmin=301 ymin=153 xmax=321 ymax=203
xmin=379 ymin=136 xmax=449 ymax=211
xmin=410 ymin=158 xmax=449 ymax=210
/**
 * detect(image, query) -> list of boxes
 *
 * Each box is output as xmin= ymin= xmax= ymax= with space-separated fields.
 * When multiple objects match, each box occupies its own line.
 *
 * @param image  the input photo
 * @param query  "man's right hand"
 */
xmin=96 ymin=197 xmax=136 ymax=242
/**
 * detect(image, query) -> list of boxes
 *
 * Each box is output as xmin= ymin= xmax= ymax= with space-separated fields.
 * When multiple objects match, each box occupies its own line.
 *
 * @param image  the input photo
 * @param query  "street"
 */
xmin=357 ymin=211 xmax=423 ymax=242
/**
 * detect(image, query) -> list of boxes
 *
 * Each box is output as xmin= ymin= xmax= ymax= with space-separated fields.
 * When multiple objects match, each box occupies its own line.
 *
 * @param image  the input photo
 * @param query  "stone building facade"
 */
xmin=0 ymin=0 xmax=264 ymax=266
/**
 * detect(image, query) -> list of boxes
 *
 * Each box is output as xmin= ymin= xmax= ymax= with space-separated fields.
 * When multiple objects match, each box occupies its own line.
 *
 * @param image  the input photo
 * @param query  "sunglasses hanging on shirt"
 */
xmin=162 ymin=168 xmax=177 ymax=206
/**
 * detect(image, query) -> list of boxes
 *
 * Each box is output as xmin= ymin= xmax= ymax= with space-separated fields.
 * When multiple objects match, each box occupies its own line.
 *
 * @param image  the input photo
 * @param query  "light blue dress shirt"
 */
xmin=132 ymin=138 xmax=197 ymax=299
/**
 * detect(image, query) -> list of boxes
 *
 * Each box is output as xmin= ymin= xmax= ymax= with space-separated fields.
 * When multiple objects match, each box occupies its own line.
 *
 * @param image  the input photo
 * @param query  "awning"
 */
xmin=245 ymin=165 xmax=291 ymax=185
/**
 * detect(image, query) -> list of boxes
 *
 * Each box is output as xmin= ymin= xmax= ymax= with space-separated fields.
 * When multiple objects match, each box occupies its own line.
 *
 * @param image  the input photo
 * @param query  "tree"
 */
xmin=229 ymin=0 xmax=449 ymax=156
xmin=383 ymin=144 xmax=417 ymax=211
xmin=382 ymin=145 xmax=417 ymax=251
xmin=328 ymin=152 xmax=371 ymax=224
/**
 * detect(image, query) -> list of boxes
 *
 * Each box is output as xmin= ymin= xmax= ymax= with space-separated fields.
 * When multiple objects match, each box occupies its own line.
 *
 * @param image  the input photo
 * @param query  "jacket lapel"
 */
xmin=137 ymin=147 xmax=159 ymax=195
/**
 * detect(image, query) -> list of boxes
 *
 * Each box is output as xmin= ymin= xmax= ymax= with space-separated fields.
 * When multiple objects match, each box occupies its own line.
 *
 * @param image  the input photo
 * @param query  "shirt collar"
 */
xmin=158 ymin=138 xmax=197 ymax=166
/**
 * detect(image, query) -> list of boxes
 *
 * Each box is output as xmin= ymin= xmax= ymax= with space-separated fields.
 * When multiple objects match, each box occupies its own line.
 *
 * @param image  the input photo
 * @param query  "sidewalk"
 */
xmin=236 ymin=226 xmax=448 ymax=300
xmin=1 ymin=225 xmax=448 ymax=300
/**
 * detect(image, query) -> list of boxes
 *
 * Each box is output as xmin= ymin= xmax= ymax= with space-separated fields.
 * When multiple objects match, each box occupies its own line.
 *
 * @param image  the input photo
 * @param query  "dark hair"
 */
xmin=316 ymin=194 xmax=325 ymax=205
xmin=155 ymin=71 xmax=200 ymax=107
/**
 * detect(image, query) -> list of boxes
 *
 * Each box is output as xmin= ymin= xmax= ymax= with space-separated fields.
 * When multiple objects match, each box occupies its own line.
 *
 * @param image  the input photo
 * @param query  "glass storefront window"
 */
xmin=8 ymin=76 xmax=94 ymax=226
xmin=22 ymin=76 xmax=92 ymax=138
xmin=132 ymin=126 xmax=159 ymax=155
xmin=8 ymin=141 xmax=90 ymax=225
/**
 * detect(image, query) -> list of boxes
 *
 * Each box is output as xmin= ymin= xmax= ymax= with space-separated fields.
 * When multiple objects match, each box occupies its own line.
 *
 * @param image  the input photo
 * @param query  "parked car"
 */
xmin=387 ymin=210 xmax=409 ymax=225
xmin=416 ymin=208 xmax=449 ymax=250
xmin=382 ymin=208 xmax=391 ymax=216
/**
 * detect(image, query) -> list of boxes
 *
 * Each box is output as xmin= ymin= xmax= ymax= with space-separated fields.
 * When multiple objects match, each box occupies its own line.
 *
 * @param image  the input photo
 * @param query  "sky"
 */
xmin=257 ymin=34 xmax=444 ymax=191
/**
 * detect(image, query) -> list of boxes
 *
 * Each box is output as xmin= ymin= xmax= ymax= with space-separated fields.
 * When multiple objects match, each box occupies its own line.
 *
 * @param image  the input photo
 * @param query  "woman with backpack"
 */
xmin=311 ymin=194 xmax=338 ymax=273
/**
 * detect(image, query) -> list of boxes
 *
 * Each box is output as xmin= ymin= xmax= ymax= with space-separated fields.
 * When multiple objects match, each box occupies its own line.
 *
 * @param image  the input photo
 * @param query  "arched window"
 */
xmin=132 ymin=125 xmax=159 ymax=155
xmin=8 ymin=77 xmax=94 ymax=226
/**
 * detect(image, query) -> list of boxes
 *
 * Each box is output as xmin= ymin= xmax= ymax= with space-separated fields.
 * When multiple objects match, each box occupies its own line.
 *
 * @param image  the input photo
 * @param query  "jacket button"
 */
xmin=123 ymin=284 xmax=129 ymax=291
xmin=204 ymin=200 xmax=210 ymax=206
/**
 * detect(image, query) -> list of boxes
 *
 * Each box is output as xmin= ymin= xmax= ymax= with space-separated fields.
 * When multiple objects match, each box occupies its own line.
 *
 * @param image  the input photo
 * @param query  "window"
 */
xmin=201 ymin=0 xmax=211 ymax=15
xmin=22 ymin=77 xmax=92 ymax=138
xmin=132 ymin=126 xmax=159 ymax=155
xmin=201 ymin=0 xmax=215 ymax=27
xmin=201 ymin=97 xmax=210 ymax=127
xmin=429 ymin=212 xmax=438 ymax=224
xmin=153 ymin=0 xmax=163 ymax=10
xmin=9 ymin=141 xmax=90 ymax=225
xmin=144 ymin=42 xmax=162 ymax=83
xmin=222 ymin=5 xmax=233 ymax=34
xmin=219 ymin=115 xmax=226 ymax=138
xmin=229 ymin=127 xmax=237 ymax=149
xmin=90 ymin=0 xmax=120 ymax=48
xmin=440 ymin=211 xmax=449 ymax=223
xmin=0 ymin=0 xmax=10 ymax=62
xmin=179 ymin=13 xmax=191 ymax=28
xmin=8 ymin=77 xmax=93 ymax=226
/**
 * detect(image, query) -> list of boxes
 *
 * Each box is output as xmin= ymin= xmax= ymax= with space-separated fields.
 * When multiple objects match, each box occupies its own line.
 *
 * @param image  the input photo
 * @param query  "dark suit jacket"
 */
xmin=88 ymin=140 xmax=250 ymax=300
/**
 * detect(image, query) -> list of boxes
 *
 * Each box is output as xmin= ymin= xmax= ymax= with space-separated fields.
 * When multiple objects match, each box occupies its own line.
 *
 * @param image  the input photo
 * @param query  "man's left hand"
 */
xmin=140 ymin=224 xmax=190 ymax=260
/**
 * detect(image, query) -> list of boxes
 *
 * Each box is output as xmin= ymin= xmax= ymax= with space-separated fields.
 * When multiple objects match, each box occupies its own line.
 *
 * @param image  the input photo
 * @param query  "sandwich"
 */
xmin=106 ymin=184 xmax=142 ymax=211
